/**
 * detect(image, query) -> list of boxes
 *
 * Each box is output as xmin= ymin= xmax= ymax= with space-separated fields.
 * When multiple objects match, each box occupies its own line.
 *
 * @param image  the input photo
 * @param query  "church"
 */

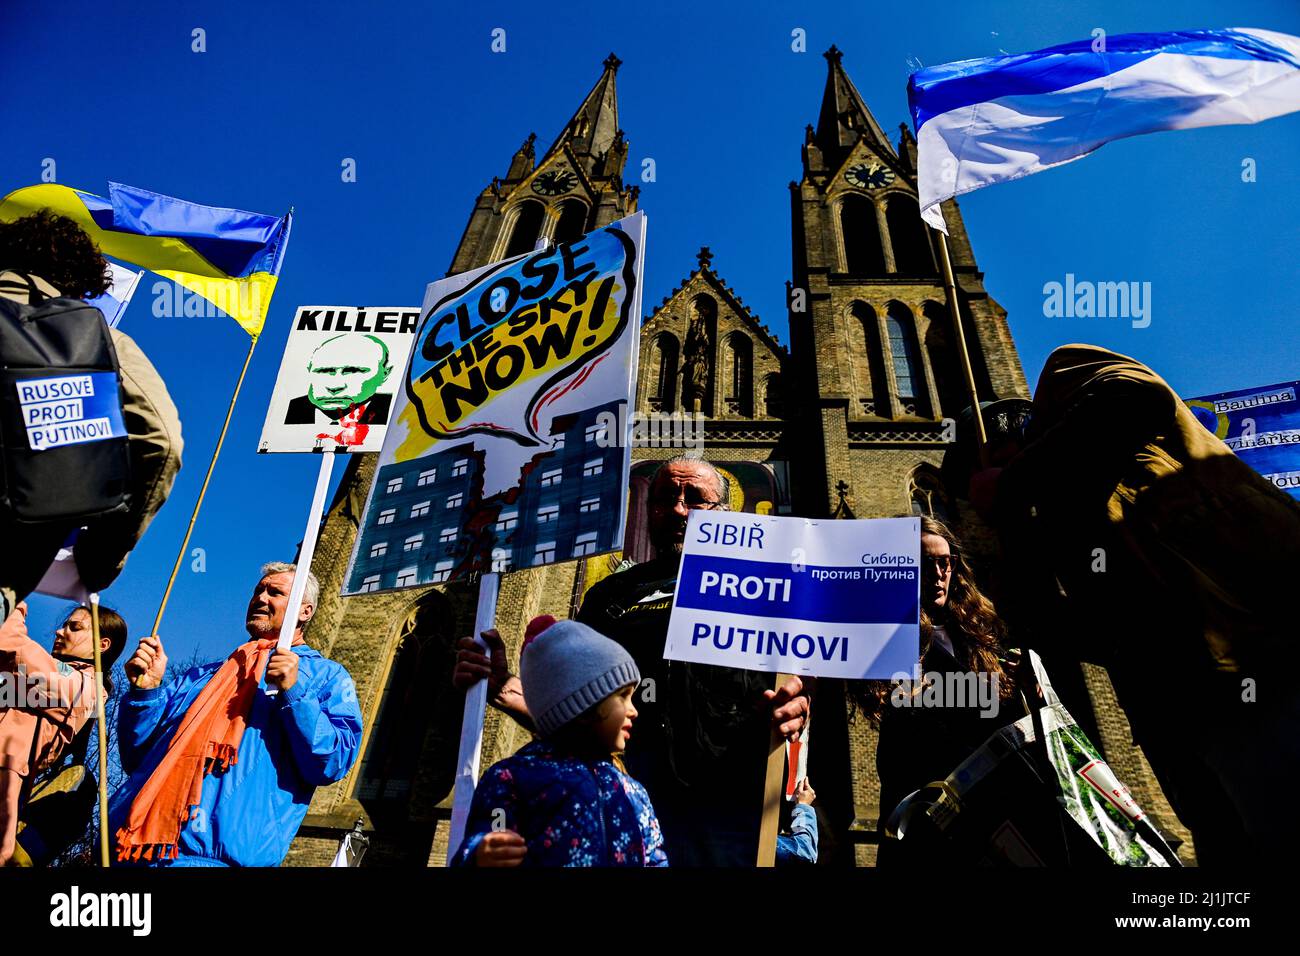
xmin=284 ymin=48 xmax=1193 ymax=866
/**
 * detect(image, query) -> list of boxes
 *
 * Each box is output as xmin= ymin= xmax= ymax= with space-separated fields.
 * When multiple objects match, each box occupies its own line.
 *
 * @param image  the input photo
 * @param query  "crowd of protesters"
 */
xmin=2 ymin=208 xmax=1297 ymax=869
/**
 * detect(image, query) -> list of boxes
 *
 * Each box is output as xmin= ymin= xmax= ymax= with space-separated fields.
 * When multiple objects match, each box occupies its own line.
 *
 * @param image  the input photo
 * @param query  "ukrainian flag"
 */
xmin=0 ymin=182 xmax=291 ymax=338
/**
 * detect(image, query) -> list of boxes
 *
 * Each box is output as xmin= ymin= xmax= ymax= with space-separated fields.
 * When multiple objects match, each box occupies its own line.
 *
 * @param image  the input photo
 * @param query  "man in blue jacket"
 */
xmin=109 ymin=562 xmax=362 ymax=866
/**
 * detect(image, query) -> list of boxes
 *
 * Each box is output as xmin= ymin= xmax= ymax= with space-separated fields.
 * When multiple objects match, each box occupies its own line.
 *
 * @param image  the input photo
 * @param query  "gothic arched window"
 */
xmin=923 ymin=301 xmax=964 ymax=419
xmin=886 ymin=303 xmax=927 ymax=414
xmin=724 ymin=332 xmax=753 ymax=417
xmin=504 ymin=200 xmax=545 ymax=258
xmin=356 ymin=597 xmax=458 ymax=814
xmin=909 ymin=463 xmax=952 ymax=523
xmin=850 ymin=301 xmax=887 ymax=416
xmin=764 ymin=371 xmax=784 ymax=418
xmin=839 ymin=194 xmax=886 ymax=274
xmin=886 ymin=195 xmax=935 ymax=275
xmin=554 ymin=199 xmax=588 ymax=245
xmin=649 ymin=332 xmax=679 ymax=412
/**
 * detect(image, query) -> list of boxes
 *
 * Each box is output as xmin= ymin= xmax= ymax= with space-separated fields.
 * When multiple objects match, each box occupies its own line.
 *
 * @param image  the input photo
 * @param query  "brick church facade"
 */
xmin=284 ymin=50 xmax=1194 ymax=866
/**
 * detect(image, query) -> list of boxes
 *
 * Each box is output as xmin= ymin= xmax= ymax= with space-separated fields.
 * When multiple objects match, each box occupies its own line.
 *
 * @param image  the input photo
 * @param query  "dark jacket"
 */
xmin=993 ymin=344 xmax=1300 ymax=723
xmin=874 ymin=640 xmax=1016 ymax=867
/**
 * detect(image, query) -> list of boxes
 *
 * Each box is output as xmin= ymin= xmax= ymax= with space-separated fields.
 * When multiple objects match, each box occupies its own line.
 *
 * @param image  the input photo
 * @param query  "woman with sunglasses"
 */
xmin=850 ymin=515 xmax=1018 ymax=867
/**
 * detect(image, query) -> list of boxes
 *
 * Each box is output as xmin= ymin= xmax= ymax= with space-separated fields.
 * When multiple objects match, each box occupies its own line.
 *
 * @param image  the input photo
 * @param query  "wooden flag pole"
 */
xmin=756 ymin=671 xmax=795 ymax=867
xmin=447 ymin=571 xmax=500 ymax=861
xmin=935 ymin=229 xmax=990 ymax=469
xmin=88 ymin=594 xmax=110 ymax=867
xmin=144 ymin=335 xmax=259 ymax=667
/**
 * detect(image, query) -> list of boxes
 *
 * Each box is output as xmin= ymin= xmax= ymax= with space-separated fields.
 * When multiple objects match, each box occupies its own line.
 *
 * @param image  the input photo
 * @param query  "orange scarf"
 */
xmin=115 ymin=638 xmax=275 ymax=862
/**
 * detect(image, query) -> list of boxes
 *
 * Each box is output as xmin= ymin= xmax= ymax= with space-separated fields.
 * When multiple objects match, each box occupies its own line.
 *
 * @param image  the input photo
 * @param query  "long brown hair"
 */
xmin=59 ymin=604 xmax=129 ymax=694
xmin=849 ymin=516 xmax=1012 ymax=721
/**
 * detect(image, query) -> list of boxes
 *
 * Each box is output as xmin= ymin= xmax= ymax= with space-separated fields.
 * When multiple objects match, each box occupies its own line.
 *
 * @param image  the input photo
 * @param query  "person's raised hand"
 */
xmin=475 ymin=830 xmax=526 ymax=867
xmin=453 ymin=628 xmax=510 ymax=697
xmin=764 ymin=674 xmax=812 ymax=740
xmin=125 ymin=635 xmax=167 ymax=690
xmin=794 ymin=777 xmax=817 ymax=806
xmin=266 ymin=647 xmax=300 ymax=692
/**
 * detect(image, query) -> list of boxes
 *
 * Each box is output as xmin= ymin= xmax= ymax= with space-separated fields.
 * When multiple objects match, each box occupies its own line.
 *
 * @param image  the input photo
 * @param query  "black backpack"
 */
xmin=0 ymin=274 xmax=131 ymax=523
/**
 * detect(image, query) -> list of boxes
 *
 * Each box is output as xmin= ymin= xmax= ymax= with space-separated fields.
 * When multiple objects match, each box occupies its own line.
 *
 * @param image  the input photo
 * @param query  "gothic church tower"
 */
xmin=789 ymin=45 xmax=1028 ymax=521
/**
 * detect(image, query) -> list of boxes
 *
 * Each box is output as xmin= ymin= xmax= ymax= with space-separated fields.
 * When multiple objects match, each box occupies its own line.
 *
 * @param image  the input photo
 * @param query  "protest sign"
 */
xmin=665 ymin=511 xmax=920 ymax=680
xmin=18 ymin=373 xmax=126 ymax=451
xmin=342 ymin=212 xmax=645 ymax=595
xmin=258 ymin=306 xmax=420 ymax=453
xmin=1186 ymin=380 xmax=1300 ymax=500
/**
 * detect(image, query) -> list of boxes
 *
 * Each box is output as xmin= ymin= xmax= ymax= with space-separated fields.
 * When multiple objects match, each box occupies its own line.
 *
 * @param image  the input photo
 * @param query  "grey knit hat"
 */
xmin=520 ymin=620 xmax=640 ymax=738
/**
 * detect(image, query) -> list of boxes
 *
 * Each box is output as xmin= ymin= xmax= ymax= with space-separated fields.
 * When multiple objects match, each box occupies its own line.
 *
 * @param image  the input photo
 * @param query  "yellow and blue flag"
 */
xmin=0 ymin=182 xmax=292 ymax=337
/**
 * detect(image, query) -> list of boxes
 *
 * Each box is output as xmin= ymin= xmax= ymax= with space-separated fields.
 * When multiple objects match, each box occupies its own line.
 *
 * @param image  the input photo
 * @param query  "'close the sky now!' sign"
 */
xmin=664 ymin=512 xmax=921 ymax=680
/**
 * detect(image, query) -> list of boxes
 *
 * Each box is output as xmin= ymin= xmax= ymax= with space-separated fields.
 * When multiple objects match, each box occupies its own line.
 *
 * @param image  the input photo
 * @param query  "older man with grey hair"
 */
xmin=455 ymin=456 xmax=811 ymax=865
xmin=108 ymin=562 xmax=361 ymax=867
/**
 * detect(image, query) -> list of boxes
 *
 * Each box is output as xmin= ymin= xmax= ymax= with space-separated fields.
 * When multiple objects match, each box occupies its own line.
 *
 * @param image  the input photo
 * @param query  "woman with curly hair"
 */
xmin=850 ymin=516 xmax=1020 ymax=866
xmin=0 ymin=210 xmax=183 ymax=616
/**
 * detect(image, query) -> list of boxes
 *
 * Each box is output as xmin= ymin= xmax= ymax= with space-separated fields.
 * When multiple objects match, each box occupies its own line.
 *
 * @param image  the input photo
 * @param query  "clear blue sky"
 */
xmin=3 ymin=0 xmax=1298 ymax=664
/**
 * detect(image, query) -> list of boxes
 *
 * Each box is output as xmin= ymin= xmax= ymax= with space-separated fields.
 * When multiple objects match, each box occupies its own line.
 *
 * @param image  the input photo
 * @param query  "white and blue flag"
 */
xmin=85 ymin=258 xmax=144 ymax=328
xmin=909 ymin=28 xmax=1300 ymax=231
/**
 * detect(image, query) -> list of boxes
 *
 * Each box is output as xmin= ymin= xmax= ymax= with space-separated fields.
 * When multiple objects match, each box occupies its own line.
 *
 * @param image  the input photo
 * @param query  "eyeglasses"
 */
xmin=922 ymin=554 xmax=956 ymax=572
xmin=649 ymin=490 xmax=723 ymax=511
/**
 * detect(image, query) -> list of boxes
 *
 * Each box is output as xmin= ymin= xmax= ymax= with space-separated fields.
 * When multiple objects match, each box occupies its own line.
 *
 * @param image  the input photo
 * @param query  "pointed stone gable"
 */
xmin=639 ymin=247 xmax=787 ymax=422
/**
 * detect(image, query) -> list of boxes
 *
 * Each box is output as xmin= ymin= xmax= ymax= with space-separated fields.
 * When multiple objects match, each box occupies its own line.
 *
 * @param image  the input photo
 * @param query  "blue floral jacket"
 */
xmin=451 ymin=739 xmax=668 ymax=867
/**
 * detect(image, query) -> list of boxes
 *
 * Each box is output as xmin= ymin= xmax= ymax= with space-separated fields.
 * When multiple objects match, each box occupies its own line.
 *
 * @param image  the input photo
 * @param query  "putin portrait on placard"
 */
xmin=284 ymin=333 xmax=394 ymax=426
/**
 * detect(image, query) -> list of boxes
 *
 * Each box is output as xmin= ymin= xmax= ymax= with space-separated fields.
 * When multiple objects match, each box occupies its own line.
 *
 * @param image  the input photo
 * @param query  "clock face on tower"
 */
xmin=845 ymin=163 xmax=895 ymax=190
xmin=531 ymin=168 xmax=578 ymax=196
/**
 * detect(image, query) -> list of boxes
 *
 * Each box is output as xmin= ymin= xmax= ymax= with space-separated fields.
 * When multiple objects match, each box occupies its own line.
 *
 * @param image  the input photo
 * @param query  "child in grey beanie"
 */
xmin=451 ymin=618 xmax=668 ymax=867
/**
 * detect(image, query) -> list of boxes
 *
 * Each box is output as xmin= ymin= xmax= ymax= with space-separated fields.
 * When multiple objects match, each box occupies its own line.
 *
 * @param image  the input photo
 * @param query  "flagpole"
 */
xmin=934 ymin=228 xmax=990 ymax=469
xmin=89 ymin=593 xmax=110 ymax=867
xmin=144 ymin=335 xmax=259 ymax=663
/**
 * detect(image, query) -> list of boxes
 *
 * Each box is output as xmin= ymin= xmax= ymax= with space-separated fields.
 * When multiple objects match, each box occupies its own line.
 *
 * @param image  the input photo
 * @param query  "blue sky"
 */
xmin=3 ymin=0 xmax=1298 ymax=664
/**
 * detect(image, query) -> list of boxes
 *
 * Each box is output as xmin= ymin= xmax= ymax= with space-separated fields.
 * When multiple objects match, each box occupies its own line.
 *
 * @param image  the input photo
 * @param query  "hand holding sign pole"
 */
xmin=255 ymin=305 xmax=420 ymax=693
xmin=665 ymin=511 xmax=922 ymax=865
xmin=267 ymin=449 xmax=336 ymax=691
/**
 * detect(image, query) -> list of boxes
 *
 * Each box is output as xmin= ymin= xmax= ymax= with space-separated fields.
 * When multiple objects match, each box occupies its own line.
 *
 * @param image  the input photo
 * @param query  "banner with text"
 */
xmin=1186 ymin=380 xmax=1300 ymax=501
xmin=664 ymin=512 xmax=921 ymax=680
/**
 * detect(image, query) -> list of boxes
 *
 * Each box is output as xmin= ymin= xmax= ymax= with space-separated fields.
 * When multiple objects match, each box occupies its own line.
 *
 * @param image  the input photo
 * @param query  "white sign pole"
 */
xmin=267 ymin=451 xmax=337 ymax=692
xmin=446 ymin=236 xmax=552 ymax=862
xmin=446 ymin=571 xmax=500 ymax=861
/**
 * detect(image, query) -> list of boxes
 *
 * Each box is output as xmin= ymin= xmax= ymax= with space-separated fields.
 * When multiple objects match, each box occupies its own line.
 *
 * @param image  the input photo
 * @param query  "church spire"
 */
xmin=542 ymin=53 xmax=623 ymax=175
xmin=815 ymin=45 xmax=892 ymax=169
